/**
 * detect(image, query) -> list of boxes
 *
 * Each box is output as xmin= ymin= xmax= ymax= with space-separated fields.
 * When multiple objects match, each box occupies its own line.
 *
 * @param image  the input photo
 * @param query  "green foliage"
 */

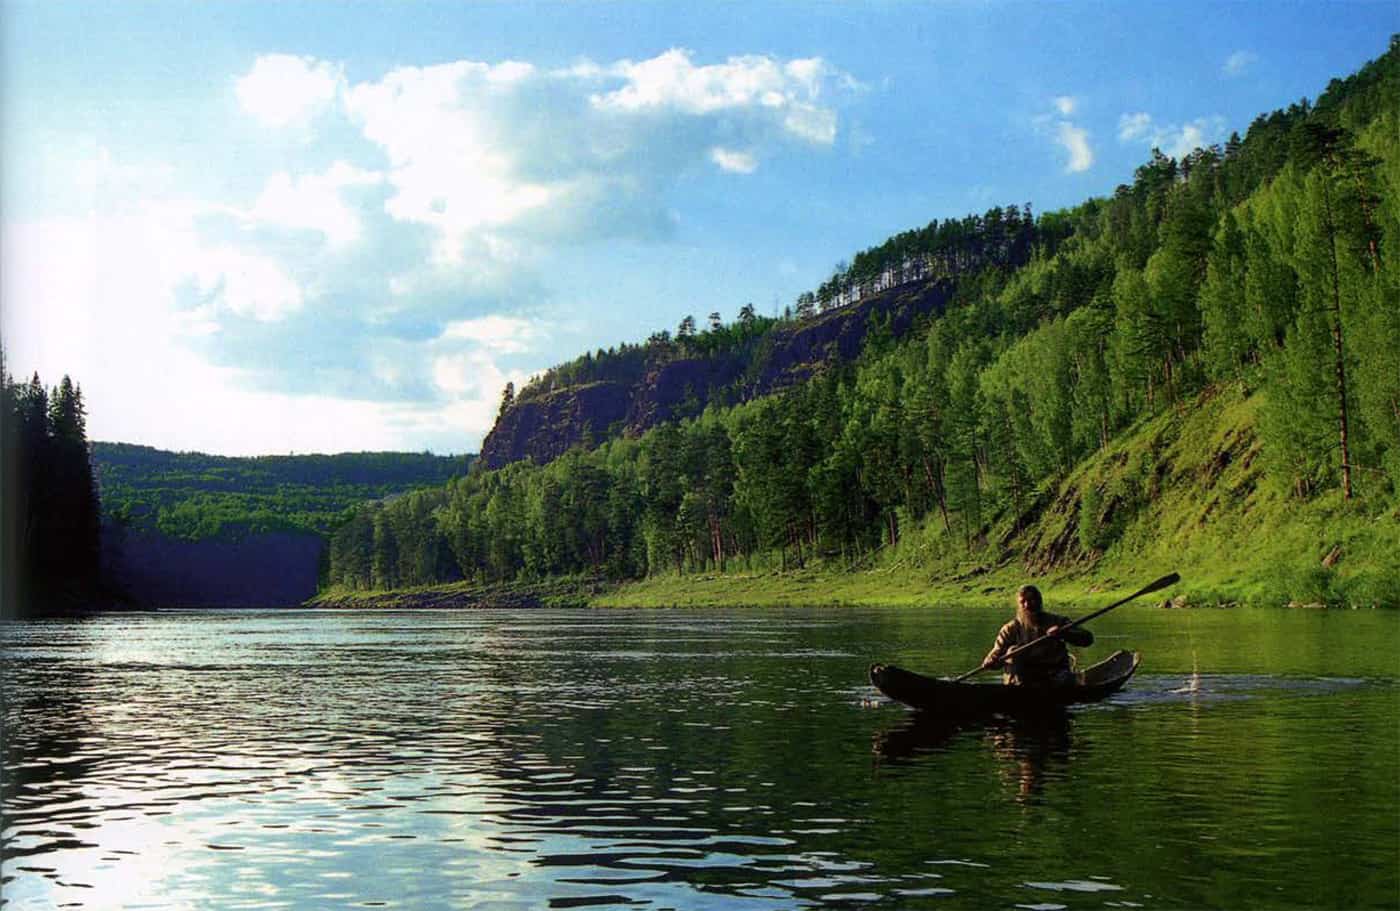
xmin=1 ymin=363 xmax=102 ymax=615
xmin=94 ymin=443 xmax=470 ymax=542
xmin=324 ymin=38 xmax=1400 ymax=602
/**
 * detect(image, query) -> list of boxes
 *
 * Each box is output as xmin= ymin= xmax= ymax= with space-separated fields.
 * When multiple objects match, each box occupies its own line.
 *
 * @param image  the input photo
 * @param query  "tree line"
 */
xmin=512 ymin=198 xmax=1060 ymax=408
xmin=325 ymin=39 xmax=1400 ymax=593
xmin=95 ymin=443 xmax=470 ymax=541
xmin=1 ymin=355 xmax=102 ymax=615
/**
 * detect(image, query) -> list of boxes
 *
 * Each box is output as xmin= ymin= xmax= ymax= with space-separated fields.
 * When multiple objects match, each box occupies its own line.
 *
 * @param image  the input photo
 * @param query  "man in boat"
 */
xmin=980 ymin=584 xmax=1093 ymax=686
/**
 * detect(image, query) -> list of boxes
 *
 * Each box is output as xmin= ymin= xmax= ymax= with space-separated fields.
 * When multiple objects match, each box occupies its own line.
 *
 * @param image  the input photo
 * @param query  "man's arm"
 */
xmin=1045 ymin=617 xmax=1093 ymax=646
xmin=981 ymin=624 xmax=1015 ymax=669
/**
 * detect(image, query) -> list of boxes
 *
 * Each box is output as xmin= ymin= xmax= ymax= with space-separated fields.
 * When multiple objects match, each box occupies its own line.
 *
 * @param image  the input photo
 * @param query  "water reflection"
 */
xmin=873 ymin=711 xmax=1073 ymax=804
xmin=2 ymin=608 xmax=1397 ymax=910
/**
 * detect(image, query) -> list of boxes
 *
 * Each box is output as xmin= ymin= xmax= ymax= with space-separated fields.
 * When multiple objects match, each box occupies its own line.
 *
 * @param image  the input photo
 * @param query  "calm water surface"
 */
xmin=3 ymin=605 xmax=1397 ymax=910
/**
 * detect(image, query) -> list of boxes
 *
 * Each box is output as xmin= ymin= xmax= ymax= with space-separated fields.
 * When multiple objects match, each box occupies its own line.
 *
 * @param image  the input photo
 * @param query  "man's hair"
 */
xmin=1017 ymin=584 xmax=1043 ymax=614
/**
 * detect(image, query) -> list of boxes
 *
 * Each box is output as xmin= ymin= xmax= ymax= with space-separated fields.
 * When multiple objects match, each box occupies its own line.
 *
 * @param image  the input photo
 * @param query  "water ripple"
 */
xmin=3 ymin=608 xmax=1397 ymax=910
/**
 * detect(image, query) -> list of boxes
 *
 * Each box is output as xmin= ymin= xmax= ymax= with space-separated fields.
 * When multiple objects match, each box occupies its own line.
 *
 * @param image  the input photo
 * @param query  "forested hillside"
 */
xmin=93 ymin=445 xmax=471 ymax=608
xmin=480 ymin=189 xmax=1064 ymax=469
xmin=327 ymin=38 xmax=1400 ymax=606
xmin=94 ymin=443 xmax=471 ymax=540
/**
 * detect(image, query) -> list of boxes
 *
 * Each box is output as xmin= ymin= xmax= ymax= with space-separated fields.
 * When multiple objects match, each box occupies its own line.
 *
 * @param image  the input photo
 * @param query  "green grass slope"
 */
xmin=598 ymin=383 xmax=1400 ymax=608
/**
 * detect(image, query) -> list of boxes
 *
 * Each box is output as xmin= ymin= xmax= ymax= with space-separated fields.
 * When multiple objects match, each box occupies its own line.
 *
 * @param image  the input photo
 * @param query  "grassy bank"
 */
xmin=592 ymin=565 xmax=1129 ymax=609
xmin=307 ymin=386 xmax=1398 ymax=612
xmin=598 ymin=385 xmax=1400 ymax=610
xmin=309 ymin=576 xmax=609 ymax=609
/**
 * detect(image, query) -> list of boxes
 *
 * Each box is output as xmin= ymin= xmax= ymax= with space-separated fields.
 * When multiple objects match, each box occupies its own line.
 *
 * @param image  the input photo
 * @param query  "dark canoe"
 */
xmin=869 ymin=649 xmax=1141 ymax=716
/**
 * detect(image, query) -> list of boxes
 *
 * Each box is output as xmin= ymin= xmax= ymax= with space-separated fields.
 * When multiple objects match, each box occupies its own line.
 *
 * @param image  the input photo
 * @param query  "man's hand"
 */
xmin=1045 ymin=625 xmax=1062 ymax=638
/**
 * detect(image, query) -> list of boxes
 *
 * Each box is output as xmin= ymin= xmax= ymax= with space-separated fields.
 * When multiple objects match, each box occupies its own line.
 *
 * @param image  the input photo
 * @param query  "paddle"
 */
xmin=950 ymin=572 xmax=1181 ymax=683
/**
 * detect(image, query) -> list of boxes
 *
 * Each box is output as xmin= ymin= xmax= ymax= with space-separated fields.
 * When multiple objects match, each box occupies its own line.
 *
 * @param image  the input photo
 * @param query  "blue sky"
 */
xmin=2 ymin=1 xmax=1393 ymax=455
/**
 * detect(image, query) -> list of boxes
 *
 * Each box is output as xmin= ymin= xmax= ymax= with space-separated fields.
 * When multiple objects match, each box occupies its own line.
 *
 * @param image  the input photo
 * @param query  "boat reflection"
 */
xmin=874 ymin=710 xmax=1074 ymax=803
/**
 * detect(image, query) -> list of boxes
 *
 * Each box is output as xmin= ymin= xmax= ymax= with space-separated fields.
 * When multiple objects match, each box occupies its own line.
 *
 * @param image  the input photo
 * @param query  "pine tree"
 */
xmin=1293 ymin=166 xmax=1361 ymax=498
xmin=1200 ymin=211 xmax=1252 ymax=381
xmin=0 ymin=350 xmax=18 ymax=616
xmin=371 ymin=509 xmax=398 ymax=589
xmin=45 ymin=378 xmax=101 ymax=585
xmin=497 ymin=382 xmax=515 ymax=422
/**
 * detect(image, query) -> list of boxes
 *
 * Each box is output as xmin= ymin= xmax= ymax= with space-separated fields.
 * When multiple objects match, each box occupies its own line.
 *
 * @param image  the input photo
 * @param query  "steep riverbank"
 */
xmin=599 ymin=386 xmax=1400 ymax=609
xmin=311 ymin=384 xmax=1399 ymax=612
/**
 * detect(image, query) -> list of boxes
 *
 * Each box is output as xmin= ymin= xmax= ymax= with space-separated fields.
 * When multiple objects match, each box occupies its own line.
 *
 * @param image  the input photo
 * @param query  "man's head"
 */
xmin=1016 ymin=584 xmax=1043 ymax=618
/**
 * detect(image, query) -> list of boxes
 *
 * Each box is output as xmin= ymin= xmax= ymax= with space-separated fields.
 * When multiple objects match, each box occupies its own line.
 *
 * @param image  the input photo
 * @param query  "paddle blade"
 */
xmin=1138 ymin=572 xmax=1181 ymax=597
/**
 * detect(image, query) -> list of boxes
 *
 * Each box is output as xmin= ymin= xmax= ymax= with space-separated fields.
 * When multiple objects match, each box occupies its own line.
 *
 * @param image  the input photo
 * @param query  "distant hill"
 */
xmin=93 ymin=443 xmax=471 ymax=540
xmin=92 ymin=443 xmax=472 ymax=607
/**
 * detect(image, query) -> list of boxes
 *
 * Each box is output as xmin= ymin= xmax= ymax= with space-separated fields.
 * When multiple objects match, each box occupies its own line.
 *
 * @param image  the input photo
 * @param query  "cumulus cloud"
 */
xmin=190 ymin=246 xmax=305 ymax=322
xmin=1117 ymin=112 xmax=1227 ymax=159
xmin=236 ymin=54 xmax=343 ymax=128
xmin=710 ymin=147 xmax=758 ymax=174
xmin=0 ymin=209 xmax=420 ymax=456
xmin=591 ymin=49 xmax=839 ymax=145
xmin=1037 ymin=96 xmax=1093 ymax=174
xmin=6 ymin=50 xmax=860 ymax=452
xmin=1056 ymin=122 xmax=1094 ymax=173
xmin=342 ymin=59 xmax=559 ymax=266
xmin=334 ymin=48 xmax=850 ymax=264
xmin=440 ymin=314 xmax=543 ymax=354
xmin=1223 ymin=50 xmax=1258 ymax=77
xmin=1117 ymin=112 xmax=1153 ymax=142
xmin=243 ymin=162 xmax=384 ymax=249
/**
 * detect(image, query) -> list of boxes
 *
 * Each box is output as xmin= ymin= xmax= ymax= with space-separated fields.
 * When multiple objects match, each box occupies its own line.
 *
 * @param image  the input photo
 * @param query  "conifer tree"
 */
xmin=497 ymin=382 xmax=515 ymax=421
xmin=1293 ymin=163 xmax=1361 ymax=497
xmin=1200 ymin=211 xmax=1252 ymax=381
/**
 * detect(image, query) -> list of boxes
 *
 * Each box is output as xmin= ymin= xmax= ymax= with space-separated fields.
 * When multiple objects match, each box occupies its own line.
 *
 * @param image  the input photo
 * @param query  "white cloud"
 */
xmin=244 ymin=162 xmax=383 ymax=248
xmin=710 ymin=147 xmax=758 ymax=174
xmin=1162 ymin=119 xmax=1223 ymax=159
xmin=1037 ymin=97 xmax=1093 ymax=174
xmin=1223 ymin=50 xmax=1258 ymax=77
xmin=4 ymin=49 xmax=862 ymax=453
xmin=428 ymin=350 xmax=530 ymax=438
xmin=1055 ymin=122 xmax=1094 ymax=173
xmin=1117 ymin=112 xmax=1153 ymax=142
xmin=343 ymin=60 xmax=560 ymax=265
xmin=236 ymin=54 xmax=343 ymax=128
xmin=0 ymin=211 xmax=406 ymax=455
xmin=440 ymin=314 xmax=542 ymax=353
xmin=1117 ymin=112 xmax=1227 ymax=159
xmin=337 ymin=48 xmax=851 ymax=264
xmin=192 ymin=246 xmax=304 ymax=322
xmin=590 ymin=49 xmax=839 ymax=146
xmin=782 ymin=105 xmax=838 ymax=145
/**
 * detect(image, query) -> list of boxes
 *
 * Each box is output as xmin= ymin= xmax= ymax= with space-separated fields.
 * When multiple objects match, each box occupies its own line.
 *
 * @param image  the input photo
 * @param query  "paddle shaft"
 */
xmin=950 ymin=572 xmax=1180 ymax=683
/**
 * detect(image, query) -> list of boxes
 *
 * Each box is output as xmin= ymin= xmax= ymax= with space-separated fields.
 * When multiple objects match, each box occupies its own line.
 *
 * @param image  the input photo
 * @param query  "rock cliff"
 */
xmin=479 ymin=277 xmax=953 ymax=468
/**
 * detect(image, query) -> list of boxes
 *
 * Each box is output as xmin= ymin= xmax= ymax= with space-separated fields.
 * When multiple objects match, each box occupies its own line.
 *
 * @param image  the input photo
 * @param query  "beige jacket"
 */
xmin=983 ymin=612 xmax=1093 ymax=685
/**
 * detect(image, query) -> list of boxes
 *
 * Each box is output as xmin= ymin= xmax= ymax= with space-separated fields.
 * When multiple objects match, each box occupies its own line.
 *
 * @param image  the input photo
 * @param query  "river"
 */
xmin=2 ymin=605 xmax=1397 ymax=909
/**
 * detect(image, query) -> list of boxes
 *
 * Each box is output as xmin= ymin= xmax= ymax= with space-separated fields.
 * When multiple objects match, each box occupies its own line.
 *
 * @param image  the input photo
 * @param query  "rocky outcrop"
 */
xmin=624 ymin=352 xmax=747 ymax=430
xmin=479 ymin=381 xmax=632 ymax=469
xmin=479 ymin=278 xmax=953 ymax=469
